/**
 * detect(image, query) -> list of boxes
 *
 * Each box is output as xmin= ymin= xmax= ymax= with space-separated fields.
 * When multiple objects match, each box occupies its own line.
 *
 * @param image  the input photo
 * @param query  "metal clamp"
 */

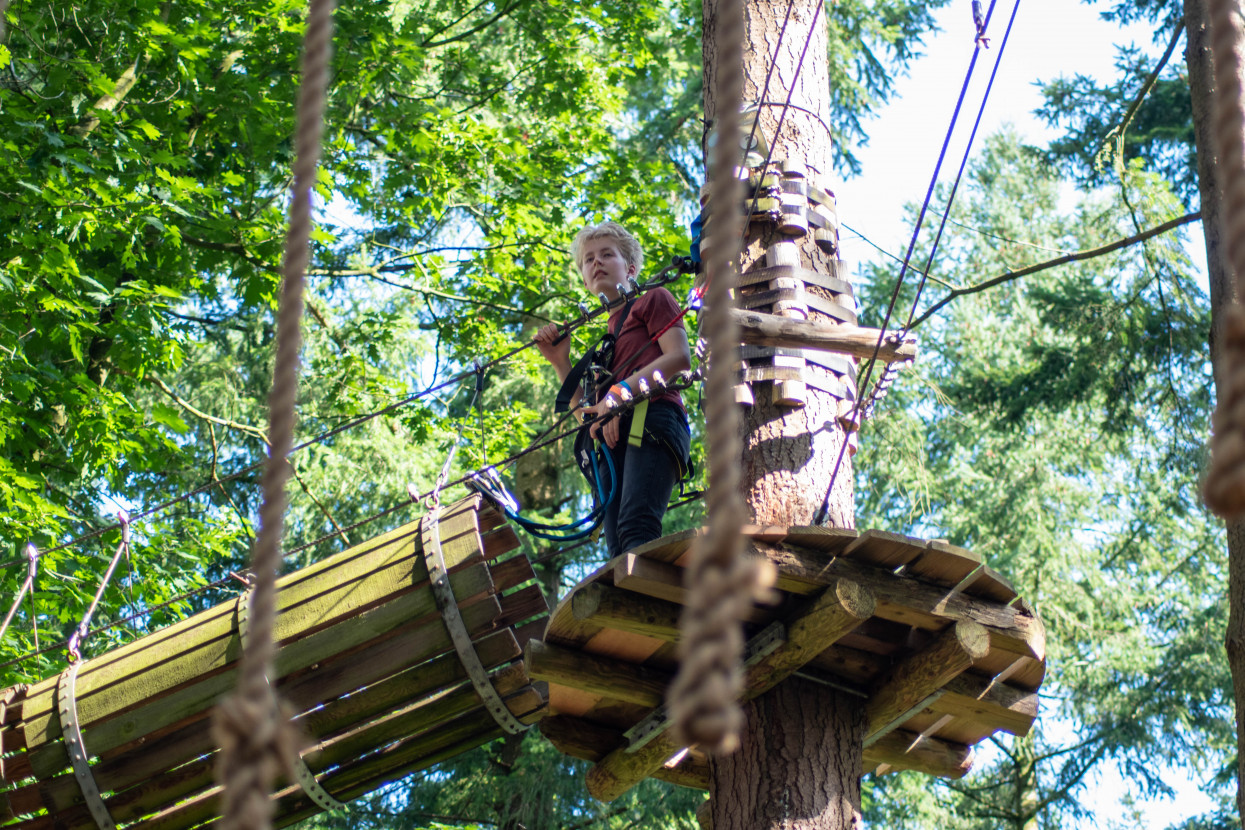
xmin=234 ymin=591 xmax=348 ymax=812
xmin=58 ymin=662 xmax=117 ymax=830
xmin=420 ymin=508 xmax=528 ymax=735
xmin=623 ymin=621 xmax=787 ymax=752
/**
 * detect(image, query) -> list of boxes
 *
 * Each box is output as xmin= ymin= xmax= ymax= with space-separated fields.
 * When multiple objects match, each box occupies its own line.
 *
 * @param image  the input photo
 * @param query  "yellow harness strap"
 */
xmin=628 ymin=399 xmax=649 ymax=448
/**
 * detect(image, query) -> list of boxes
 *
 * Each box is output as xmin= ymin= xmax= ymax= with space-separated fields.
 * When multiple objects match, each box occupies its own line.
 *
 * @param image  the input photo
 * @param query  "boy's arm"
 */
xmin=618 ymin=326 xmax=692 ymax=392
xmin=534 ymin=322 xmax=584 ymax=409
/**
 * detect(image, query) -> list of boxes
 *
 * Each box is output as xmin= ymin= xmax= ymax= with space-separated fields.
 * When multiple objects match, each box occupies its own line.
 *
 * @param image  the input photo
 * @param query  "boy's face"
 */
xmin=579 ymin=237 xmax=635 ymax=298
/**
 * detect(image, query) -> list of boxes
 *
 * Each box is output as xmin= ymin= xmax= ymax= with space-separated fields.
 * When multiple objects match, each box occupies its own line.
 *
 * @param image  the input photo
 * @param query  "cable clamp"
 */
xmin=468 ymin=466 xmax=520 ymax=515
xmin=426 ymin=443 xmax=459 ymax=511
xmin=24 ymin=543 xmax=37 ymax=580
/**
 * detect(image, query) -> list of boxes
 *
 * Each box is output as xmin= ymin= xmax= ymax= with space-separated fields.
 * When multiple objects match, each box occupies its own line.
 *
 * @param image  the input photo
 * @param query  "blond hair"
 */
xmin=570 ymin=221 xmax=644 ymax=277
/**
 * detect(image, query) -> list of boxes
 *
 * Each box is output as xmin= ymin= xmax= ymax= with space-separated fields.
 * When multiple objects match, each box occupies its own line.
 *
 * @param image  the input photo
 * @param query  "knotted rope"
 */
xmin=1204 ymin=0 xmax=1245 ymax=518
xmin=666 ymin=0 xmax=765 ymax=754
xmin=212 ymin=1 xmax=335 ymax=827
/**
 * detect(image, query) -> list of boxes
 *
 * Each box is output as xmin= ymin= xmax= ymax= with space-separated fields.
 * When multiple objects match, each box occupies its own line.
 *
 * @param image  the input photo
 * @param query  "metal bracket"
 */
xmin=234 ymin=591 xmax=348 ymax=812
xmin=58 ymin=662 xmax=117 ymax=830
xmin=421 ymin=508 xmax=528 ymax=735
xmin=623 ymin=621 xmax=787 ymax=753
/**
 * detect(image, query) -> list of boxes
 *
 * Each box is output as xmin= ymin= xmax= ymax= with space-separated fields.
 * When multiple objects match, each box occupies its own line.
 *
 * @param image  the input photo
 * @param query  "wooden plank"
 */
xmin=571 ymin=583 xmax=682 ymax=642
xmin=540 ymin=714 xmax=623 ymax=761
xmin=864 ymin=728 xmax=973 ymax=778
xmin=585 ymin=579 xmax=875 ymax=802
xmin=864 ymin=620 xmax=990 ymax=745
xmin=26 ymin=563 xmax=499 ymax=778
xmin=843 ymin=529 xmax=927 ymax=569
xmin=525 ymin=640 xmax=671 ymax=708
xmin=42 ymin=666 xmax=542 ymax=830
xmin=21 ymin=504 xmax=490 ymax=751
xmin=936 ymin=673 xmax=1038 ymax=738
xmin=16 ymin=604 xmax=521 ymax=819
xmin=731 ymin=309 xmax=916 ymax=363
xmin=903 ymin=541 xmax=983 ymax=587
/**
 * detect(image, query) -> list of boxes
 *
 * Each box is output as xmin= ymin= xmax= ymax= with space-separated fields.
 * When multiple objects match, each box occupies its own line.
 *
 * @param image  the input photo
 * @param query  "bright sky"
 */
xmin=838 ymin=2 xmax=1221 ymax=827
xmin=837 ymin=0 xmax=1177 ymax=272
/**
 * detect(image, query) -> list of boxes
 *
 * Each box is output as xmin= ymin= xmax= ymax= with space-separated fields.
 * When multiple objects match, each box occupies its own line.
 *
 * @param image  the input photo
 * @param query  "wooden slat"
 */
xmin=25 ymin=562 xmax=499 ymax=779
xmin=612 ymin=555 xmax=769 ymax=624
xmin=21 ymin=506 xmax=488 ymax=755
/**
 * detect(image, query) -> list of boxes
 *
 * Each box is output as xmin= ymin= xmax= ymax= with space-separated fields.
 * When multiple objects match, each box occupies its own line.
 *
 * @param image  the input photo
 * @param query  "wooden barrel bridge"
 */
xmin=528 ymin=525 xmax=1045 ymax=801
xmin=0 ymin=496 xmax=548 ymax=829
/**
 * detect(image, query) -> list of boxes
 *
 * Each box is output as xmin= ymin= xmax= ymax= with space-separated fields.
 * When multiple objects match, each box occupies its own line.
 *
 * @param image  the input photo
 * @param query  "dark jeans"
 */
xmin=597 ymin=401 xmax=691 ymax=558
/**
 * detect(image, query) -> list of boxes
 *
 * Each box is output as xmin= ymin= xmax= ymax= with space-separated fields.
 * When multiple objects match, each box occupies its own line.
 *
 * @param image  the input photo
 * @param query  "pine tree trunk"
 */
xmin=1183 ymin=1 xmax=1245 ymax=820
xmin=703 ymin=0 xmax=862 ymax=826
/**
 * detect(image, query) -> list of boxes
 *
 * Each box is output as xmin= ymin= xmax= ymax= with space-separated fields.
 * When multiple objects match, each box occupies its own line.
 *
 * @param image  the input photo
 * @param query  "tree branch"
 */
xmin=909 ymin=212 xmax=1201 ymax=329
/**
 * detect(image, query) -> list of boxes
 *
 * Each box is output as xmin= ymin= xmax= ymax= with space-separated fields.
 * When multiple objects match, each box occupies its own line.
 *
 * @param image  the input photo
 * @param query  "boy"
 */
xmin=534 ymin=222 xmax=692 ymax=556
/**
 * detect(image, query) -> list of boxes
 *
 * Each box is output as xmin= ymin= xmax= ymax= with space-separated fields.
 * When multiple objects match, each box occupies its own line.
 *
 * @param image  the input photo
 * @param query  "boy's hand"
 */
xmin=582 ymin=399 xmax=621 ymax=448
xmin=533 ymin=322 xmax=571 ymax=367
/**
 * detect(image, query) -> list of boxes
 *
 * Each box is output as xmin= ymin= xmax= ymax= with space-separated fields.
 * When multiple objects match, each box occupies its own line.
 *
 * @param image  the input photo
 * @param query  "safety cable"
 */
xmin=28 ymin=259 xmax=695 ymax=563
xmin=742 ymin=0 xmax=824 ymax=222
xmin=904 ymin=0 xmax=1023 ymax=333
xmin=813 ymin=0 xmax=1005 ymax=524
xmin=67 ymin=513 xmax=132 ymax=662
xmin=0 ymin=545 xmax=39 ymax=648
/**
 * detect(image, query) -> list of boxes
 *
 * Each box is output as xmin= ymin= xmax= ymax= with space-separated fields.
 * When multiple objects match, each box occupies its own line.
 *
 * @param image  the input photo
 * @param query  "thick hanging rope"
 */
xmin=667 ymin=0 xmax=765 ymax=754
xmin=1204 ymin=0 xmax=1245 ymax=518
xmin=213 ymin=1 xmax=335 ymax=827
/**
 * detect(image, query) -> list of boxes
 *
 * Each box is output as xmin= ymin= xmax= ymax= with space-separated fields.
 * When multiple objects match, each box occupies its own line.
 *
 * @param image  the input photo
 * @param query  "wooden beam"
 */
xmin=864 ymin=620 xmax=990 ymax=745
xmin=730 ymin=308 xmax=917 ymax=363
xmin=863 ymin=728 xmax=974 ymax=778
xmin=612 ymin=555 xmax=769 ymax=623
xmin=748 ymin=541 xmax=1046 ymax=663
xmin=525 ymin=640 xmax=672 ymax=708
xmin=571 ymin=583 xmax=682 ymax=641
xmin=937 ymin=674 xmax=1039 ymax=737
xmin=584 ymin=579 xmax=874 ymax=802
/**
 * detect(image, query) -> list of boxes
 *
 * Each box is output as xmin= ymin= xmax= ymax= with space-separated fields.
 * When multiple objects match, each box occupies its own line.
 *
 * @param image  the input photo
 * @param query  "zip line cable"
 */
xmin=904 ymin=0 xmax=1023 ymax=333
xmin=813 ymin=0 xmax=1008 ymax=523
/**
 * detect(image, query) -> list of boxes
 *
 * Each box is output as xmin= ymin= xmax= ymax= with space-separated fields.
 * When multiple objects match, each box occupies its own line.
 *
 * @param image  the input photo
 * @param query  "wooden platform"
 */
xmin=0 ymin=496 xmax=548 ymax=829
xmin=528 ymin=526 xmax=1045 ymax=801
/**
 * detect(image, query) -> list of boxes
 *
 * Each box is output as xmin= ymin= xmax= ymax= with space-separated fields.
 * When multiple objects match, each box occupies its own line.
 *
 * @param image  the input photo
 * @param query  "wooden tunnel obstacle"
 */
xmin=528 ymin=525 xmax=1045 ymax=802
xmin=0 ymin=495 xmax=548 ymax=829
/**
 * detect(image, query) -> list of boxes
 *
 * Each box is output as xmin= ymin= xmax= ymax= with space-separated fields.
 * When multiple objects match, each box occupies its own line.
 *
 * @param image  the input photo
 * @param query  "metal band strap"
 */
xmin=735 ymin=264 xmax=853 ymax=297
xmin=778 ymin=178 xmax=836 ymax=208
xmin=234 ymin=591 xmax=348 ymax=812
xmin=420 ymin=509 xmax=528 ymax=735
xmin=737 ymin=288 xmax=859 ymax=326
xmin=738 ymin=345 xmax=858 ymax=380
xmin=740 ymin=366 xmax=855 ymax=401
xmin=58 ymin=663 xmax=117 ymax=830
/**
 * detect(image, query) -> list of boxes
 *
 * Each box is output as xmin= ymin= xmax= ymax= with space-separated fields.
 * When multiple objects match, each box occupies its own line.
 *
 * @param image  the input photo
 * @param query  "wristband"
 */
xmin=609 ymin=381 xmax=632 ymax=401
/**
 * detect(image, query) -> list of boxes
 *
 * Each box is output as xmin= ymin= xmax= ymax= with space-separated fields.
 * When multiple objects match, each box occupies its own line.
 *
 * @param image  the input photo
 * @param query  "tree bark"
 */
xmin=1183 ymin=0 xmax=1245 ymax=820
xmin=703 ymin=0 xmax=863 ymax=826
xmin=710 ymin=678 xmax=864 ymax=830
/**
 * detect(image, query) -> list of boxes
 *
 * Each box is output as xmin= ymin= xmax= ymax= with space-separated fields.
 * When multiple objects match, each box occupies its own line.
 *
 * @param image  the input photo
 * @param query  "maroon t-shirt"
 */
xmin=607 ymin=287 xmax=686 ymax=413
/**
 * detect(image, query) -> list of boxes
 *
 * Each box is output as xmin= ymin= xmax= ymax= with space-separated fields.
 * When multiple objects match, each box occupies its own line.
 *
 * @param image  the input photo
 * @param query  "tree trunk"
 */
xmin=709 ymin=678 xmax=864 ymax=830
xmin=703 ymin=0 xmax=862 ymax=826
xmin=1183 ymin=0 xmax=1245 ymax=820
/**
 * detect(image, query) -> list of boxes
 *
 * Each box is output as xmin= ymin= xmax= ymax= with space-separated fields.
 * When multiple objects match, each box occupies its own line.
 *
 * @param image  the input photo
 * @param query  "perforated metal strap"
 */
xmin=58 ymin=662 xmax=117 ymax=830
xmin=421 ymin=508 xmax=528 ymax=735
xmin=234 ymin=591 xmax=347 ymax=811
